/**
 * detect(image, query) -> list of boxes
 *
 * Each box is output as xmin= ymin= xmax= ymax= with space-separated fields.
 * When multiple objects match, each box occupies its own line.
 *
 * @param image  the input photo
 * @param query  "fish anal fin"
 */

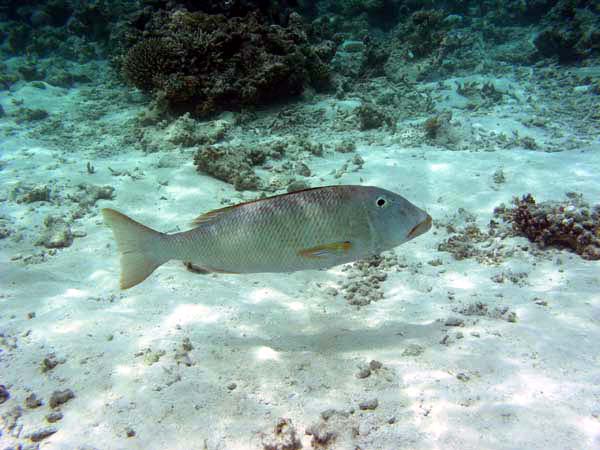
xmin=298 ymin=241 xmax=352 ymax=259
xmin=183 ymin=261 xmax=239 ymax=274
xmin=184 ymin=262 xmax=211 ymax=274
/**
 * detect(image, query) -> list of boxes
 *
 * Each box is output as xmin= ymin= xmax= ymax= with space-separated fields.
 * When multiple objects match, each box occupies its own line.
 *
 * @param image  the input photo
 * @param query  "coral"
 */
xmin=338 ymin=254 xmax=398 ymax=306
xmin=455 ymin=81 xmax=504 ymax=108
xmin=122 ymin=39 xmax=175 ymax=91
xmin=438 ymin=224 xmax=489 ymax=260
xmin=37 ymin=216 xmax=73 ymax=249
xmin=497 ymin=193 xmax=600 ymax=260
xmin=121 ymin=9 xmax=329 ymax=117
xmin=14 ymin=108 xmax=49 ymax=124
xmin=534 ymin=29 xmax=581 ymax=62
xmin=193 ymin=145 xmax=265 ymax=191
xmin=339 ymin=0 xmax=385 ymax=16
xmin=422 ymin=111 xmax=458 ymax=147
xmin=423 ymin=112 xmax=451 ymax=139
xmin=139 ymin=0 xmax=297 ymax=24
xmin=530 ymin=1 xmax=600 ymax=63
xmin=356 ymin=102 xmax=394 ymax=130
xmin=261 ymin=418 xmax=302 ymax=450
xmin=404 ymin=9 xmax=450 ymax=59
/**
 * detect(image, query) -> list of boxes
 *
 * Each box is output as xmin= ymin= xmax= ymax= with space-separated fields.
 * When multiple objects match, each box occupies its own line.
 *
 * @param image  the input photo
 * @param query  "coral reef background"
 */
xmin=0 ymin=1 xmax=599 ymax=449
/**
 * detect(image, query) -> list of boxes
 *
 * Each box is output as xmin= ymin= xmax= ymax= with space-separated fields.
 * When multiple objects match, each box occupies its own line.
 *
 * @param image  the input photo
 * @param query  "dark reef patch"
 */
xmin=119 ymin=9 xmax=329 ymax=117
xmin=496 ymin=193 xmax=600 ymax=260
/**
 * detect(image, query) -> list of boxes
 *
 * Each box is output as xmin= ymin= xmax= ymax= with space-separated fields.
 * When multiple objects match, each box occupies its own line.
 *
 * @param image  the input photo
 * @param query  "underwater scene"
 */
xmin=0 ymin=0 xmax=599 ymax=448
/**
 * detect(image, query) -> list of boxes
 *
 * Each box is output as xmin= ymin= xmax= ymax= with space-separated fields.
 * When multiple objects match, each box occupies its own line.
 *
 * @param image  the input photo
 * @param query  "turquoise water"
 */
xmin=1 ymin=1 xmax=599 ymax=449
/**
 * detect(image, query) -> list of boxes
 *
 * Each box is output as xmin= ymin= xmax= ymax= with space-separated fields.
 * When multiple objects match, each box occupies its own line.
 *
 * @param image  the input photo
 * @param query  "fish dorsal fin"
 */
xmin=191 ymin=185 xmax=357 ymax=228
xmin=190 ymin=204 xmax=237 ymax=227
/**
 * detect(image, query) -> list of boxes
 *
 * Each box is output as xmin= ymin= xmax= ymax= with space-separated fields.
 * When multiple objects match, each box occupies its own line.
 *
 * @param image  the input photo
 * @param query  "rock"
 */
xmin=351 ymin=154 xmax=364 ymax=169
xmin=1 ymin=406 xmax=22 ymax=432
xmin=27 ymin=426 xmax=57 ymax=442
xmin=356 ymin=366 xmax=371 ymax=378
xmin=41 ymin=354 xmax=60 ymax=372
xmin=18 ymin=185 xmax=51 ymax=203
xmin=324 ymin=287 xmax=338 ymax=296
xmin=174 ymin=339 xmax=193 ymax=367
xmin=369 ymin=360 xmax=383 ymax=370
xmin=193 ymin=145 xmax=263 ymax=191
xmin=456 ymin=373 xmax=470 ymax=382
xmin=261 ymin=417 xmax=302 ymax=450
xmin=38 ymin=216 xmax=73 ymax=249
xmin=341 ymin=254 xmax=397 ymax=306
xmin=0 ymin=224 xmax=11 ymax=239
xmin=356 ymin=102 xmax=393 ymax=131
xmin=70 ymin=184 xmax=115 ymax=207
xmin=456 ymin=302 xmax=518 ymax=323
xmin=320 ymin=408 xmax=337 ymax=420
xmin=15 ymin=107 xmax=49 ymax=123
xmin=287 ymin=179 xmax=310 ymax=193
xmin=181 ymin=337 xmax=193 ymax=352
xmin=295 ymin=162 xmax=311 ymax=177
xmin=359 ymin=398 xmax=378 ymax=410
xmin=341 ymin=40 xmax=365 ymax=53
xmin=143 ymin=349 xmax=165 ymax=366
xmin=440 ymin=334 xmax=451 ymax=345
xmin=46 ymin=411 xmax=63 ymax=423
xmin=49 ymin=389 xmax=75 ymax=408
xmin=0 ymin=384 xmax=9 ymax=404
xmin=402 ymin=344 xmax=424 ymax=357
xmin=305 ymin=422 xmax=337 ymax=447
xmin=25 ymin=393 xmax=43 ymax=408
xmin=227 ymin=383 xmax=237 ymax=391
xmin=444 ymin=317 xmax=464 ymax=327
xmin=335 ymin=139 xmax=356 ymax=153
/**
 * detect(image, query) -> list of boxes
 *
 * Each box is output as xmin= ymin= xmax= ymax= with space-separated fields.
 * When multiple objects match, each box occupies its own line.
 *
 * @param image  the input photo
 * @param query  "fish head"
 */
xmin=362 ymin=187 xmax=432 ymax=250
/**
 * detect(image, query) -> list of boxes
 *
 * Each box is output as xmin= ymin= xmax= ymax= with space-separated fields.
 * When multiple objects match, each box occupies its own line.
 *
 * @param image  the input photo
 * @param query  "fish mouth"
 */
xmin=407 ymin=214 xmax=432 ymax=240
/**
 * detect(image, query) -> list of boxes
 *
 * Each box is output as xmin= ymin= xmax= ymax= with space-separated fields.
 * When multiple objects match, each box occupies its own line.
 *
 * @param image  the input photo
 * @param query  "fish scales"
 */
xmin=171 ymin=186 xmax=371 ymax=273
xmin=101 ymin=185 xmax=431 ymax=289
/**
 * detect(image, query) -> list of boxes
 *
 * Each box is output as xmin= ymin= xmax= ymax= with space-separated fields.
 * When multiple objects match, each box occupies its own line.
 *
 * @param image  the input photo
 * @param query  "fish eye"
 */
xmin=376 ymin=196 xmax=389 ymax=208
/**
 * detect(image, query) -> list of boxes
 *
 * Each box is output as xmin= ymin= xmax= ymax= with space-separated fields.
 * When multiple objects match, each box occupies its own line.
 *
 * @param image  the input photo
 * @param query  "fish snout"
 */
xmin=407 ymin=213 xmax=432 ymax=240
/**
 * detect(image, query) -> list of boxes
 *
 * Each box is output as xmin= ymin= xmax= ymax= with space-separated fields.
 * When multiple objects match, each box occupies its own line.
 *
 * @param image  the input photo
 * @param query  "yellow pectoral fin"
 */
xmin=298 ymin=241 xmax=352 ymax=259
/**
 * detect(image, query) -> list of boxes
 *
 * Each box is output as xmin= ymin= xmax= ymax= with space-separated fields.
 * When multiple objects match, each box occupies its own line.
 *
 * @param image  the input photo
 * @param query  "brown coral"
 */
xmin=121 ymin=38 xmax=175 ymax=90
xmin=498 ymin=194 xmax=600 ymax=260
xmin=121 ymin=10 xmax=329 ymax=117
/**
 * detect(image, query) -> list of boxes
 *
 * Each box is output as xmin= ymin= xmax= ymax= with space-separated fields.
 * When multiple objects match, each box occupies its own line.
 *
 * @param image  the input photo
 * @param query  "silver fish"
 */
xmin=102 ymin=185 xmax=431 ymax=289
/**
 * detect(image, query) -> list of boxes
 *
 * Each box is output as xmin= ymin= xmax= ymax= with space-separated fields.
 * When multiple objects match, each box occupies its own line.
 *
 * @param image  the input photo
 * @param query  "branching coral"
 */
xmin=405 ymin=9 xmax=449 ymax=58
xmin=122 ymin=39 xmax=175 ymax=91
xmin=121 ymin=10 xmax=329 ymax=117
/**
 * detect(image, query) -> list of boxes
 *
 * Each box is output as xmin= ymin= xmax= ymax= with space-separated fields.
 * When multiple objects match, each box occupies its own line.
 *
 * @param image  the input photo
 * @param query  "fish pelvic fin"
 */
xmin=298 ymin=241 xmax=352 ymax=259
xmin=102 ymin=208 xmax=169 ymax=289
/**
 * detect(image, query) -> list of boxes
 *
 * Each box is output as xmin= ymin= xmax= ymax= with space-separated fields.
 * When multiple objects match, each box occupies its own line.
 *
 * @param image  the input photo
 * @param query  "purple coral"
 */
xmin=500 ymin=194 xmax=600 ymax=260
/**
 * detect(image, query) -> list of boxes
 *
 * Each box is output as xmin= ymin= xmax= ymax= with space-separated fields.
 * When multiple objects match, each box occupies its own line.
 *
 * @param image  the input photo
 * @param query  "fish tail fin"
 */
xmin=101 ymin=208 xmax=170 ymax=289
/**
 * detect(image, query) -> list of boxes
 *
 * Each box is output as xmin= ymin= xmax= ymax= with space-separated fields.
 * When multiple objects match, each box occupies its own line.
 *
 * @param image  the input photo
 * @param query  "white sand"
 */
xmin=1 ymin=74 xmax=600 ymax=449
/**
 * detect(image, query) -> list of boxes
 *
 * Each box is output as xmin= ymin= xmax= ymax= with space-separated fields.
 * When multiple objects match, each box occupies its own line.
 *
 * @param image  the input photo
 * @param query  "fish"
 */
xmin=101 ymin=185 xmax=432 ymax=289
